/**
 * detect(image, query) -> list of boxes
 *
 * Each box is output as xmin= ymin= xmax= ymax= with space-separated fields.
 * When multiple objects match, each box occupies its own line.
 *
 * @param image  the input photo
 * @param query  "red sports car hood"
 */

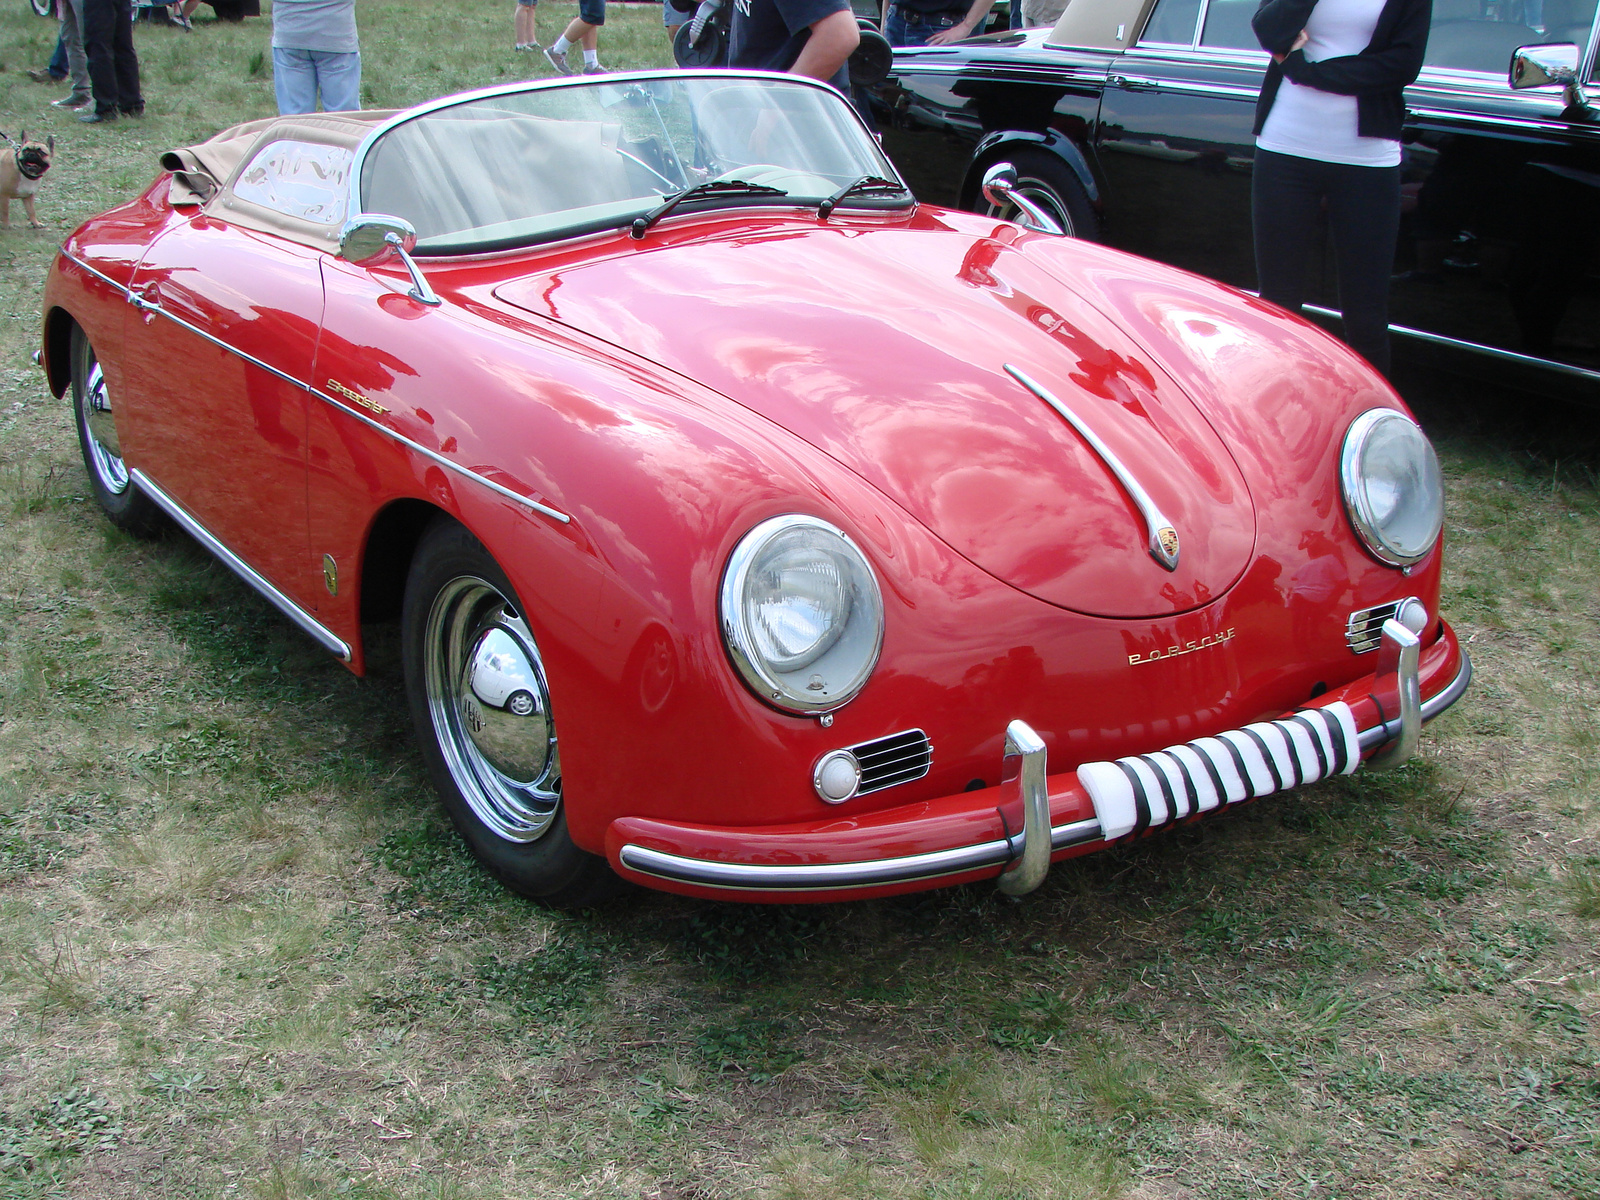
xmin=494 ymin=224 xmax=1255 ymax=618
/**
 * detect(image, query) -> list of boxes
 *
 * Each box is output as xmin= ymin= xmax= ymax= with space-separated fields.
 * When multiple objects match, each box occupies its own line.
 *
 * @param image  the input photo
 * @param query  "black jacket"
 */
xmin=1252 ymin=0 xmax=1432 ymax=142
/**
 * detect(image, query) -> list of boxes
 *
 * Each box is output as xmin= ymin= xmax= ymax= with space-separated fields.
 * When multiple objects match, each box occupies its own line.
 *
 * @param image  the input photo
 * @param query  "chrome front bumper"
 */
xmin=618 ymin=621 xmax=1472 ymax=897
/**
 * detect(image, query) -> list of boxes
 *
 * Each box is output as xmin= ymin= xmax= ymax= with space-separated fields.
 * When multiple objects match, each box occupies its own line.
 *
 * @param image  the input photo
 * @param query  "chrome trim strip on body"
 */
xmin=1108 ymin=76 xmax=1261 ymax=100
xmin=1298 ymin=301 xmax=1600 ymax=385
xmin=620 ymin=650 xmax=1473 ymax=893
xmin=129 ymin=468 xmax=352 ymax=661
xmin=59 ymin=249 xmax=573 ymax=524
xmin=1004 ymin=363 xmax=1181 ymax=570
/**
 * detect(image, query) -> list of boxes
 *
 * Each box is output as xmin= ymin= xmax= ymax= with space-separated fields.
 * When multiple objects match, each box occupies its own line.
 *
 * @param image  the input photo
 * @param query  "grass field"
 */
xmin=0 ymin=3 xmax=1597 ymax=1197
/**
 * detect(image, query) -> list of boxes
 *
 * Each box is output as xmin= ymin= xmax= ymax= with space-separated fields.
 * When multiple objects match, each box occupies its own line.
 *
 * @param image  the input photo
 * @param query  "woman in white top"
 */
xmin=1251 ymin=0 xmax=1432 ymax=375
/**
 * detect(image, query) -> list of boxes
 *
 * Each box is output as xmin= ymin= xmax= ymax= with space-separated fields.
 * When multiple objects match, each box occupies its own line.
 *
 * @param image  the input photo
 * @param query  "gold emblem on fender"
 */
xmin=323 ymin=553 xmax=338 ymax=596
xmin=327 ymin=379 xmax=388 ymax=415
xmin=1129 ymin=627 xmax=1235 ymax=666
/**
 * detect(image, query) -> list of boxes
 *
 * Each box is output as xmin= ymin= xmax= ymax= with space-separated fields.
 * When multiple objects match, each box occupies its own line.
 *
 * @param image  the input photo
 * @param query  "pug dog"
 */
xmin=0 ymin=132 xmax=54 ymax=229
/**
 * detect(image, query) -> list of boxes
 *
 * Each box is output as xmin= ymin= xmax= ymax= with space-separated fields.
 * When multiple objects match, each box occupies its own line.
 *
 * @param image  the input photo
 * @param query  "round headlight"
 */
xmin=721 ymin=515 xmax=884 ymax=713
xmin=1340 ymin=409 xmax=1443 ymax=567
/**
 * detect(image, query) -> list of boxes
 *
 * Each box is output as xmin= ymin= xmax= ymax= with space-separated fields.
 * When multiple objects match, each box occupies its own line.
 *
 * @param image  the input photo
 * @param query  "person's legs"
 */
xmin=311 ymin=48 xmax=362 ymax=112
xmin=273 ymin=45 xmax=318 ymax=114
xmin=1325 ymin=162 xmax=1401 ymax=375
xmin=110 ymin=0 xmax=142 ymax=115
xmin=80 ymin=0 xmax=122 ymax=117
xmin=548 ymin=14 xmax=599 ymax=71
xmin=515 ymin=0 xmax=539 ymax=48
xmin=47 ymin=26 xmax=68 ymax=78
xmin=60 ymin=0 xmax=92 ymax=104
xmin=1252 ymin=148 xmax=1327 ymax=318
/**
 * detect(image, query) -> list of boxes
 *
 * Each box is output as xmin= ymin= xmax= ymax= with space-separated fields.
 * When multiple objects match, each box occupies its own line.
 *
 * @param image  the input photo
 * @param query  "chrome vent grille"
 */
xmin=1346 ymin=601 xmax=1404 ymax=654
xmin=852 ymin=728 xmax=933 ymax=795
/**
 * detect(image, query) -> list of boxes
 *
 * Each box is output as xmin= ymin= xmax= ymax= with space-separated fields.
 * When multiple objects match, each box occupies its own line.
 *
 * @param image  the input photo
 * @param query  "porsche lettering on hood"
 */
xmin=495 ymin=226 xmax=1255 ymax=619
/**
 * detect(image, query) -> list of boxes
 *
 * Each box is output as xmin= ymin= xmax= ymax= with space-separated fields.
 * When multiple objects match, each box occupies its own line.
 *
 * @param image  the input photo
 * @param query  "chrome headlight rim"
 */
xmin=1339 ymin=408 xmax=1443 ymax=568
xmin=720 ymin=513 xmax=885 ymax=715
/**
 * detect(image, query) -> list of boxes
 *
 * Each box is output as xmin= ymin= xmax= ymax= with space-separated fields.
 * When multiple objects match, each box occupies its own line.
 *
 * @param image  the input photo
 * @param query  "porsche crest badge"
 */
xmin=1154 ymin=525 xmax=1180 ymax=571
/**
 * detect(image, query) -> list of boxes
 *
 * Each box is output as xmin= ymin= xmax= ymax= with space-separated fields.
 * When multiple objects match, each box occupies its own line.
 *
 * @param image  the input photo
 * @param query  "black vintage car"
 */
xmin=874 ymin=0 xmax=1600 ymax=400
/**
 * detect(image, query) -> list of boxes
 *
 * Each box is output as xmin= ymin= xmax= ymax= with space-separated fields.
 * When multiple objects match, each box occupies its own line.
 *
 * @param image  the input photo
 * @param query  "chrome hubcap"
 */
xmin=424 ymin=577 xmax=560 ymax=843
xmin=80 ymin=358 xmax=129 ymax=495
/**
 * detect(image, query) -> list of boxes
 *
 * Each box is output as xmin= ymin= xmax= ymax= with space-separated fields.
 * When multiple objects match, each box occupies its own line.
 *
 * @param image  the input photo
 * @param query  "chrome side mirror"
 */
xmin=1510 ymin=42 xmax=1579 ymax=89
xmin=340 ymin=214 xmax=416 ymax=265
xmin=980 ymin=162 xmax=1065 ymax=236
xmin=1509 ymin=42 xmax=1592 ymax=113
xmin=339 ymin=215 xmax=440 ymax=307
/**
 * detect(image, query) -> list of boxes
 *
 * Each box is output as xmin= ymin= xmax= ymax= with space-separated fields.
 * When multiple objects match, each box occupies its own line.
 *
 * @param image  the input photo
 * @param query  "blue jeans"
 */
xmin=885 ymin=6 xmax=961 ymax=46
xmin=273 ymin=46 xmax=361 ymax=114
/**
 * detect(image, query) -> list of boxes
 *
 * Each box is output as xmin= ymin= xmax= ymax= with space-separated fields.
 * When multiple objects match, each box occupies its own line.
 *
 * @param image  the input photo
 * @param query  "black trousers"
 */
xmin=1252 ymin=148 xmax=1401 ymax=376
xmin=81 ymin=0 xmax=142 ymax=116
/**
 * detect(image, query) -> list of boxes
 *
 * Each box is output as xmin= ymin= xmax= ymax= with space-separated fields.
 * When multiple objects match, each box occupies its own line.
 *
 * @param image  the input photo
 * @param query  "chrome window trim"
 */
xmin=60 ymin=249 xmax=572 ymax=525
xmin=130 ymin=468 xmax=352 ymax=661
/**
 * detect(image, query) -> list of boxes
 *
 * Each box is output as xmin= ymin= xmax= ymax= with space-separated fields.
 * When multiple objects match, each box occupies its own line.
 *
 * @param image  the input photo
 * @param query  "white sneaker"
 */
xmin=515 ymin=41 xmax=539 ymax=51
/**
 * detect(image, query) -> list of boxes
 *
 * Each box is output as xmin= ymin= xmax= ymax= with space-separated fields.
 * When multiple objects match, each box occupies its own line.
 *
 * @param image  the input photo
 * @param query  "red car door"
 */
xmin=118 ymin=220 xmax=323 ymax=603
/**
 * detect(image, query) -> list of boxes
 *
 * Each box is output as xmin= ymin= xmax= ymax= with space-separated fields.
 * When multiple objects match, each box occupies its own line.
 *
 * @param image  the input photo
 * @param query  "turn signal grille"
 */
xmin=853 ymin=729 xmax=933 ymax=795
xmin=1346 ymin=601 xmax=1404 ymax=654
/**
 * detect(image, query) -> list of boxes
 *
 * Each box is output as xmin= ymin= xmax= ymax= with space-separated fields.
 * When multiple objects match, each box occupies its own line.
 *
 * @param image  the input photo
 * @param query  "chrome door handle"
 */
xmin=1109 ymin=74 xmax=1158 ymax=91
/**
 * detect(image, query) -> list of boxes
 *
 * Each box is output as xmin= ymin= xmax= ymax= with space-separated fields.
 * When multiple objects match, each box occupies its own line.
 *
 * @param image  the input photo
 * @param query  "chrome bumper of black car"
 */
xmin=618 ymin=622 xmax=1472 ymax=896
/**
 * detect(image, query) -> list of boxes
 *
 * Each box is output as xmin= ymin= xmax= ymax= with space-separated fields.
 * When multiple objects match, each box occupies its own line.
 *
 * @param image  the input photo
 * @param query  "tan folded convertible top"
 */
xmin=162 ymin=110 xmax=398 ymax=249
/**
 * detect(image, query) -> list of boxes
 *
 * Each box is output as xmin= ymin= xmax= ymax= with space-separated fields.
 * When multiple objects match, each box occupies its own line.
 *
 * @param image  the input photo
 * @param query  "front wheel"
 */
xmin=976 ymin=150 xmax=1100 ymax=241
xmin=401 ymin=518 xmax=620 ymax=908
xmin=70 ymin=325 xmax=164 ymax=537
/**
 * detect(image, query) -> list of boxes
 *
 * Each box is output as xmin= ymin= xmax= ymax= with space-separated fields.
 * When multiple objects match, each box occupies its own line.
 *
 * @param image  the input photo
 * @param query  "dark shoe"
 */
xmin=78 ymin=109 xmax=118 ymax=124
xmin=27 ymin=68 xmax=65 ymax=84
xmin=53 ymin=94 xmax=91 ymax=109
xmin=120 ymin=105 xmax=145 ymax=118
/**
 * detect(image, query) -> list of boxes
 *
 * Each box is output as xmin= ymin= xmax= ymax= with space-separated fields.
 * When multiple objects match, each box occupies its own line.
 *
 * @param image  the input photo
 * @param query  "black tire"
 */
xmin=673 ymin=16 xmax=728 ymax=68
xmin=30 ymin=0 xmax=52 ymax=17
xmin=70 ymin=325 xmax=165 ymax=537
xmin=401 ymin=518 xmax=621 ymax=908
xmin=977 ymin=150 xmax=1100 ymax=241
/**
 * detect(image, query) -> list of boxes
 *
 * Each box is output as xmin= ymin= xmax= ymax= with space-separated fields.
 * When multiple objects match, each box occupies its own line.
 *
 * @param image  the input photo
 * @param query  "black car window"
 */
xmin=1424 ymin=0 xmax=1596 ymax=73
xmin=1141 ymin=0 xmax=1203 ymax=46
xmin=1199 ymin=0 xmax=1263 ymax=48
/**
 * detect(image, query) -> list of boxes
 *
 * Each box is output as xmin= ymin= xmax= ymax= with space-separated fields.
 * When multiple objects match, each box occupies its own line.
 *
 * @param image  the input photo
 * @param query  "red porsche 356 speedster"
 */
xmin=40 ymin=72 xmax=1469 ymax=907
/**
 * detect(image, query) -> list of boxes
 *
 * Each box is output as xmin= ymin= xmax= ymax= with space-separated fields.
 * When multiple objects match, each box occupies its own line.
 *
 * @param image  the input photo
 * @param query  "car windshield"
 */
xmin=356 ymin=72 xmax=906 ymax=254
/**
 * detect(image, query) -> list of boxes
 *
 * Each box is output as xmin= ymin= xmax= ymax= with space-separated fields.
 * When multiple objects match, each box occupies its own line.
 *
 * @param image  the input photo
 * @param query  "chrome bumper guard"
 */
xmin=618 ymin=623 xmax=1472 ymax=897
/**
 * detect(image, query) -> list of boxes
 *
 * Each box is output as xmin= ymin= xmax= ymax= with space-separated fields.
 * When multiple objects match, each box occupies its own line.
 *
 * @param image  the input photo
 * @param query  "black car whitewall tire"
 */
xmin=401 ymin=518 xmax=620 ymax=907
xmin=30 ymin=0 xmax=52 ymax=17
xmin=70 ymin=324 xmax=164 ymax=537
xmin=978 ymin=150 xmax=1099 ymax=241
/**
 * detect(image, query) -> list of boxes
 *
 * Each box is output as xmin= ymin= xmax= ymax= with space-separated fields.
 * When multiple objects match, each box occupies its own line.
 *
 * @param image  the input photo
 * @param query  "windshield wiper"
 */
xmin=628 ymin=179 xmax=789 ymax=239
xmin=817 ymin=175 xmax=907 ymax=220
